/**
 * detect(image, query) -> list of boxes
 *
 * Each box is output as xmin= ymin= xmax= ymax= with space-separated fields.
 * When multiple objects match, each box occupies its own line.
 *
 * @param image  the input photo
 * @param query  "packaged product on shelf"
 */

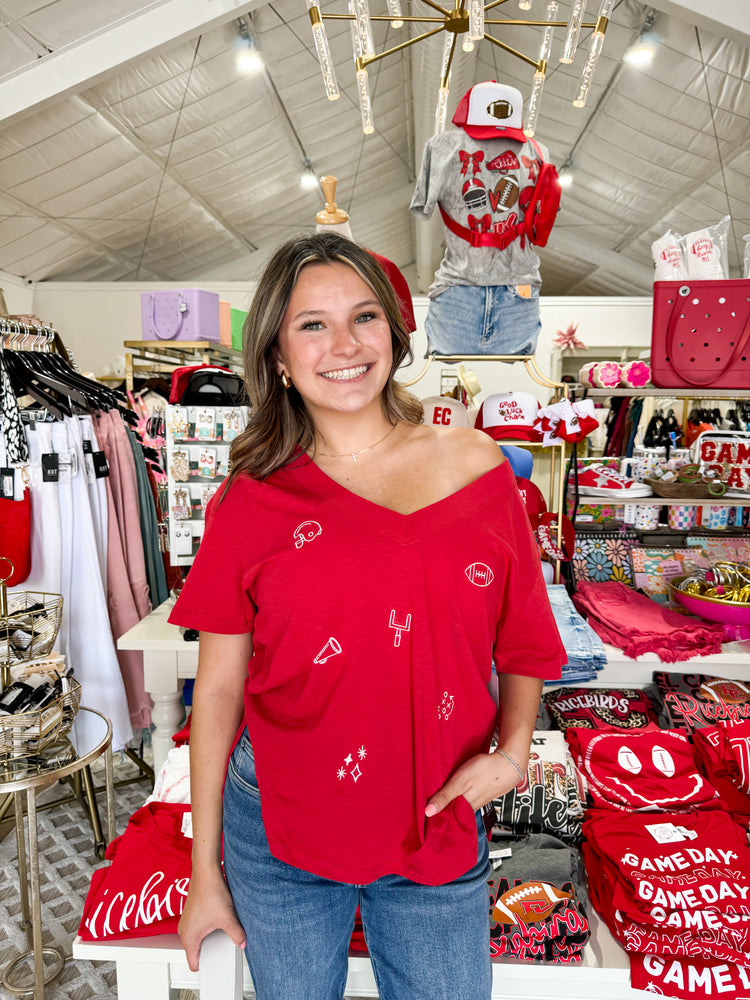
xmin=683 ymin=214 xmax=730 ymax=280
xmin=651 ymin=230 xmax=688 ymax=281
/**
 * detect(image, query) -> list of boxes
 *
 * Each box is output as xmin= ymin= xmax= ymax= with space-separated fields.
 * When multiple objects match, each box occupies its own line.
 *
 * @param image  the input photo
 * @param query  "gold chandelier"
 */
xmin=307 ymin=0 xmax=614 ymax=137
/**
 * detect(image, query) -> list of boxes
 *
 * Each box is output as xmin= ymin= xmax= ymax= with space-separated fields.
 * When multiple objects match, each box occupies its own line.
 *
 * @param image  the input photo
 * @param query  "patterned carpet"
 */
xmin=0 ymin=750 xmax=154 ymax=1000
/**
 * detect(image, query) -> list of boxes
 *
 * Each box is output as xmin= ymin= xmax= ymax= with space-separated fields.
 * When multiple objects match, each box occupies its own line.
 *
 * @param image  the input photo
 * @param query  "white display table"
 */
xmin=108 ymin=600 xmax=750 ymax=998
xmin=122 ymin=598 xmax=750 ymax=774
xmin=74 ymin=910 xmax=654 ymax=1000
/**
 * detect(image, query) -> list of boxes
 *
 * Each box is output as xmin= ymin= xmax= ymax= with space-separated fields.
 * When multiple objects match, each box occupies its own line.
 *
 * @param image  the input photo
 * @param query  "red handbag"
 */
xmin=0 ymin=488 xmax=32 ymax=586
xmin=651 ymin=279 xmax=750 ymax=389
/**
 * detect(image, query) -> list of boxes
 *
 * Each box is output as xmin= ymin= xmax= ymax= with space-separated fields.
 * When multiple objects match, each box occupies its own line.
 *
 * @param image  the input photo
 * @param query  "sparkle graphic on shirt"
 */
xmin=388 ymin=610 xmax=412 ymax=647
xmin=293 ymin=520 xmax=322 ymax=548
xmin=314 ymin=637 xmax=341 ymax=664
xmin=337 ymin=746 xmax=367 ymax=783
xmin=438 ymin=691 xmax=455 ymax=721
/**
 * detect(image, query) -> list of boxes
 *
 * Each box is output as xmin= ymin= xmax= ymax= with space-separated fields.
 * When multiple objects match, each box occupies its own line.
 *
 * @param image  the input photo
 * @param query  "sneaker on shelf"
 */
xmin=575 ymin=464 xmax=654 ymax=498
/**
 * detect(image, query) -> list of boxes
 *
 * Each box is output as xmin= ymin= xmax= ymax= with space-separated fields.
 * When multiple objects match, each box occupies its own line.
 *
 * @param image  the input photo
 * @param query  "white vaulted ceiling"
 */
xmin=0 ymin=0 xmax=747 ymax=295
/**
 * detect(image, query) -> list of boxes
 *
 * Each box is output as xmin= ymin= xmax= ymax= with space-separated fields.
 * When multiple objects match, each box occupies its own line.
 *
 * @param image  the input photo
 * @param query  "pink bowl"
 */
xmin=669 ymin=579 xmax=750 ymax=626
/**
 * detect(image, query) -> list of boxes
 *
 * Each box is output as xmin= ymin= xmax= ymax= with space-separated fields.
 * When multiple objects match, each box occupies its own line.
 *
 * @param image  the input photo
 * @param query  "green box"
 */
xmin=231 ymin=308 xmax=248 ymax=351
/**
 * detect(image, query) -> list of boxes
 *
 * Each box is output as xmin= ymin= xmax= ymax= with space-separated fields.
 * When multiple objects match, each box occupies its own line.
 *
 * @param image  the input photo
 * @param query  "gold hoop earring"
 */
xmin=281 ymin=372 xmax=292 ymax=390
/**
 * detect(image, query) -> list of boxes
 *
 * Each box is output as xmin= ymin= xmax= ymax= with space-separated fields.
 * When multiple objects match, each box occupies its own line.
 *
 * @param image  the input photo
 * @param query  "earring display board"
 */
xmin=164 ymin=403 xmax=248 ymax=566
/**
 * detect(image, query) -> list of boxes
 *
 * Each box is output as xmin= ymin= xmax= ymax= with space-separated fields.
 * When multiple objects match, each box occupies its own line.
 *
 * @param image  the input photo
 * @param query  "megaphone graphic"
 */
xmin=313 ymin=637 xmax=342 ymax=665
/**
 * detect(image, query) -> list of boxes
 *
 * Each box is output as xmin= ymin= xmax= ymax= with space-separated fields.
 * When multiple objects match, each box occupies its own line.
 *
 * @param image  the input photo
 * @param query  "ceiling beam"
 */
xmin=547 ymin=231 xmax=654 ymax=293
xmin=0 ymin=0 xmax=265 ymax=127
xmin=646 ymin=0 xmax=750 ymax=47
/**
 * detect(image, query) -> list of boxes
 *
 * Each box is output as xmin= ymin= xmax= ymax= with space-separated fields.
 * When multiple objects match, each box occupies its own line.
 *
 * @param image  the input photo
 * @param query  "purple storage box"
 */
xmin=141 ymin=289 xmax=221 ymax=342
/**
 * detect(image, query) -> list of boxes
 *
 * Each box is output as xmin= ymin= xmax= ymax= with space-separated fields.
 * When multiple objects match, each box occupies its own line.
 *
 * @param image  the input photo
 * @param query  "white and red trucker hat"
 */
xmin=452 ymin=82 xmax=526 ymax=142
xmin=421 ymin=395 xmax=472 ymax=428
xmin=475 ymin=392 xmax=542 ymax=442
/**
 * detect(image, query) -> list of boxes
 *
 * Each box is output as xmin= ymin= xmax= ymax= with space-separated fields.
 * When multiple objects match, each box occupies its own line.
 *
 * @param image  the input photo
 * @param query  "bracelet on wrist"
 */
xmin=495 ymin=747 xmax=526 ymax=784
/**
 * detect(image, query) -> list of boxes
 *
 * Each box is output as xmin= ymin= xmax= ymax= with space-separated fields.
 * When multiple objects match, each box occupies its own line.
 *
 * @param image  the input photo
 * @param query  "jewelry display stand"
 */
xmin=164 ymin=403 xmax=250 ymax=566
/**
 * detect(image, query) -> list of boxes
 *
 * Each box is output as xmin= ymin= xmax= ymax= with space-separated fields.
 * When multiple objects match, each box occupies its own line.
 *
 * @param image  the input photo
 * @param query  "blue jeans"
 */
xmin=424 ymin=283 xmax=541 ymax=357
xmin=223 ymin=731 xmax=492 ymax=1000
xmin=544 ymin=584 xmax=606 ymax=684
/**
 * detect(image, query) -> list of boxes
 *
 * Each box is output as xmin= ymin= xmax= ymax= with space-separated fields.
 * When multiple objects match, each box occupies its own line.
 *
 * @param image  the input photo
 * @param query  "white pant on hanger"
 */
xmin=78 ymin=413 xmax=108 ymax=592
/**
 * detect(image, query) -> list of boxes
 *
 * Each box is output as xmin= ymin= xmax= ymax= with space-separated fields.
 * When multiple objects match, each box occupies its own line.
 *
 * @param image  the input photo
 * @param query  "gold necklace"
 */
xmin=316 ymin=422 xmax=398 ymax=462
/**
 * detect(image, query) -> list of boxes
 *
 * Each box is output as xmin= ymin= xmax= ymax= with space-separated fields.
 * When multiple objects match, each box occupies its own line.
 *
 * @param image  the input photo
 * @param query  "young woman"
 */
xmin=169 ymin=231 xmax=565 ymax=999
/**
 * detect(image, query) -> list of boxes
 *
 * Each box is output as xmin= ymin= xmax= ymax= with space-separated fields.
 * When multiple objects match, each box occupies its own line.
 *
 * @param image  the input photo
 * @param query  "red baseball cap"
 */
xmin=452 ymin=82 xmax=526 ymax=142
xmin=475 ymin=392 xmax=542 ymax=442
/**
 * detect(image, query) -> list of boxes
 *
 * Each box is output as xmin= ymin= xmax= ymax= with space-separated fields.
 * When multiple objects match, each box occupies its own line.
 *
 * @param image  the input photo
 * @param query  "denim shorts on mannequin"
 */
xmin=424 ymin=283 xmax=541 ymax=357
xmin=222 ymin=730 xmax=492 ymax=1000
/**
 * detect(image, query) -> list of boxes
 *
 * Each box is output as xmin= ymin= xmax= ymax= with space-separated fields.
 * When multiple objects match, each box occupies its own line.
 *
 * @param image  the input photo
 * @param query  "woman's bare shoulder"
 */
xmin=418 ymin=424 xmax=505 ymax=475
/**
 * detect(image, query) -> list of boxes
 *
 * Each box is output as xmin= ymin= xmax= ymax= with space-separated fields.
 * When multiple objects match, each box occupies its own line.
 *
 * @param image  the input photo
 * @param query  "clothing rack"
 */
xmin=0 ymin=319 xmax=56 ymax=351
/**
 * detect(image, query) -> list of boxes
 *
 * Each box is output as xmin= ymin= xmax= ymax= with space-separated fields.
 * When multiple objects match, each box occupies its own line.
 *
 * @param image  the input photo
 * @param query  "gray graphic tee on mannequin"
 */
xmin=409 ymin=129 xmax=548 ymax=298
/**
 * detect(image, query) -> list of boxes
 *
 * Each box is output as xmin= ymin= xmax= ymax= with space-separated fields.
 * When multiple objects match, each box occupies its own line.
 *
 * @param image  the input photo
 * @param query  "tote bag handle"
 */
xmin=665 ymin=284 xmax=750 ymax=387
xmin=149 ymin=293 xmax=188 ymax=340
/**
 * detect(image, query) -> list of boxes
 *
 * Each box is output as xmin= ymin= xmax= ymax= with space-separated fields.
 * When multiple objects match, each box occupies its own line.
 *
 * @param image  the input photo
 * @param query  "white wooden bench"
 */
xmin=72 ymin=915 xmax=649 ymax=999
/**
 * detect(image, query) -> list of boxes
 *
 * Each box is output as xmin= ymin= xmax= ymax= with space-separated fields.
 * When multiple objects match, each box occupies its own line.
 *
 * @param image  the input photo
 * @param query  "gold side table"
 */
xmin=0 ymin=706 xmax=115 ymax=1000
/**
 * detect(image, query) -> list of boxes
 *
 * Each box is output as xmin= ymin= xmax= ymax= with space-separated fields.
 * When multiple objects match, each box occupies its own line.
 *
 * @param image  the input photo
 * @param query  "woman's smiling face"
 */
xmin=275 ymin=261 xmax=393 ymax=422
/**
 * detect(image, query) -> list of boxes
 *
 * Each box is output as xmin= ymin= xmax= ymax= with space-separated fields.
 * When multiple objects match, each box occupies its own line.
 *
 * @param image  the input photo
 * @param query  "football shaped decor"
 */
xmin=492 ymin=881 xmax=573 ymax=926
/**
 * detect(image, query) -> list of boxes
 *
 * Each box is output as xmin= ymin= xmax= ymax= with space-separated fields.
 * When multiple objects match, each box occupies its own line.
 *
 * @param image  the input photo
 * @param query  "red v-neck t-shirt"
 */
xmin=170 ymin=453 xmax=565 ymax=885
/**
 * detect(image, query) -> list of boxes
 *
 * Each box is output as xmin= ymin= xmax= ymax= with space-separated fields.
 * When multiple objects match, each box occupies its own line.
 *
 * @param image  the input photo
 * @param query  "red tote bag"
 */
xmin=0 ymin=488 xmax=32 ymax=586
xmin=651 ymin=279 xmax=750 ymax=390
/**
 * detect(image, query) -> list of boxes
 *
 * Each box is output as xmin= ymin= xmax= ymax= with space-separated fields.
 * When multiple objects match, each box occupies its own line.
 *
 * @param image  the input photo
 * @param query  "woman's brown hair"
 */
xmin=227 ymin=231 xmax=422 ymax=482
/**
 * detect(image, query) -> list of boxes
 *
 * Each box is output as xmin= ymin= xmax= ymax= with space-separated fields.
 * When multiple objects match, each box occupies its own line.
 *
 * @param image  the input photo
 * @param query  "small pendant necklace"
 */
xmin=316 ymin=422 xmax=398 ymax=462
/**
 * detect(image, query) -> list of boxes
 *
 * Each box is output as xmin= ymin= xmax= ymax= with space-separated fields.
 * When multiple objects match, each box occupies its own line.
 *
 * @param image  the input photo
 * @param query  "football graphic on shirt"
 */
xmin=651 ymin=745 xmax=676 ymax=777
xmin=617 ymin=745 xmax=642 ymax=775
xmin=488 ymin=177 xmax=520 ymax=213
xmin=492 ymin=881 xmax=573 ymax=925
xmin=465 ymin=563 xmax=494 ymax=587
xmin=699 ymin=678 xmax=750 ymax=704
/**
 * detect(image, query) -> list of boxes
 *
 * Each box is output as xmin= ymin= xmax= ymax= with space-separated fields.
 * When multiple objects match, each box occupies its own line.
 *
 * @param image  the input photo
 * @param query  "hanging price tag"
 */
xmin=41 ymin=453 xmax=59 ymax=483
xmin=0 ymin=468 xmax=15 ymax=498
xmin=93 ymin=451 xmax=110 ymax=479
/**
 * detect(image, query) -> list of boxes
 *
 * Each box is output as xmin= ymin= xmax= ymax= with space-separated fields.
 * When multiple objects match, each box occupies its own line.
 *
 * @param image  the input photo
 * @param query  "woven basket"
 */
xmin=0 ymin=677 xmax=81 ymax=764
xmin=644 ymin=478 xmax=725 ymax=500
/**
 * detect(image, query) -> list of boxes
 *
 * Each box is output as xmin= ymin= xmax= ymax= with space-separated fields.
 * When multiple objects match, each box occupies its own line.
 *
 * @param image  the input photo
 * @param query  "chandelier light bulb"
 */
xmin=573 ymin=28 xmax=604 ymax=106
xmin=307 ymin=0 xmax=340 ymax=100
xmin=468 ymin=0 xmax=485 ymax=41
xmin=462 ymin=38 xmax=475 ymax=52
xmin=573 ymin=0 xmax=611 ymax=107
xmin=352 ymin=0 xmax=376 ymax=56
xmin=519 ymin=0 xmax=533 ymax=9
xmin=434 ymin=85 xmax=451 ymax=135
xmin=560 ymin=0 xmax=585 ymax=64
xmin=356 ymin=67 xmax=375 ymax=134
xmin=558 ymin=170 xmax=573 ymax=187
xmin=386 ymin=0 xmax=404 ymax=28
